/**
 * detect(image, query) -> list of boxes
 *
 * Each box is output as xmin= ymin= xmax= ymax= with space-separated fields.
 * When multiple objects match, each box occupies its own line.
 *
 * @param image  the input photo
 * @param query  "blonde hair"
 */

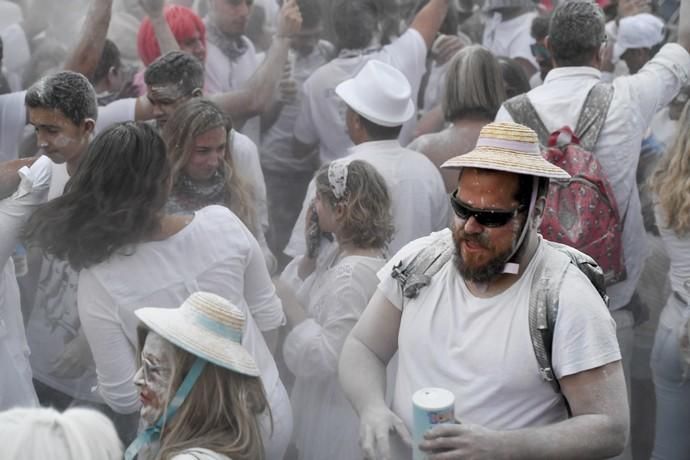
xmin=442 ymin=45 xmax=506 ymax=122
xmin=137 ymin=326 xmax=270 ymax=460
xmin=162 ymin=98 xmax=257 ymax=234
xmin=315 ymin=160 xmax=394 ymax=250
xmin=649 ymin=101 xmax=690 ymax=235
xmin=0 ymin=407 xmax=122 ymax=460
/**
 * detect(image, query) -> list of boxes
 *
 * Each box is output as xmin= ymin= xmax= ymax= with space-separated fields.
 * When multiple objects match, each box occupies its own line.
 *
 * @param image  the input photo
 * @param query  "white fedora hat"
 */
xmin=441 ymin=122 xmax=570 ymax=180
xmin=335 ymin=60 xmax=416 ymax=127
xmin=612 ymin=13 xmax=665 ymax=63
xmin=135 ymin=292 xmax=260 ymax=377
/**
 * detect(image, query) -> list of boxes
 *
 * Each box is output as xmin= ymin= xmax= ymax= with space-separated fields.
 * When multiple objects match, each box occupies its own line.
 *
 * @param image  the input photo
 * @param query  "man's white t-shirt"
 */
xmin=26 ymin=96 xmax=138 ymax=403
xmin=482 ymin=11 xmax=538 ymax=69
xmin=293 ymin=28 xmax=428 ymax=164
xmin=377 ymin=231 xmax=620 ymax=456
xmin=205 ymin=37 xmax=261 ymax=145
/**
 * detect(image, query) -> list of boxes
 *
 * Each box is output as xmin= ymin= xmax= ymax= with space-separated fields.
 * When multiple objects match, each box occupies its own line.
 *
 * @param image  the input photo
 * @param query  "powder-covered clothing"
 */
xmin=496 ymin=43 xmax=690 ymax=311
xmin=0 ymin=156 xmax=52 ymax=410
xmin=281 ymin=245 xmax=384 ymax=460
xmin=377 ymin=230 xmax=620 ymax=457
xmin=76 ymin=205 xmax=290 ymax=455
xmin=482 ymin=11 xmax=538 ymax=69
xmin=293 ymin=28 xmax=427 ymax=164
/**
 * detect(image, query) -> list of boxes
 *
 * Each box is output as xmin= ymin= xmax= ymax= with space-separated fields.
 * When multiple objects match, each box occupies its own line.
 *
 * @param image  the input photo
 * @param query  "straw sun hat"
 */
xmin=441 ymin=122 xmax=570 ymax=180
xmin=135 ymin=292 xmax=260 ymax=377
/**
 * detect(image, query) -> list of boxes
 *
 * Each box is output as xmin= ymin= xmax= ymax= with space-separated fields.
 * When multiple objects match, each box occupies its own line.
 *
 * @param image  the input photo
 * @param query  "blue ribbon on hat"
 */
xmin=124 ymin=358 xmax=207 ymax=460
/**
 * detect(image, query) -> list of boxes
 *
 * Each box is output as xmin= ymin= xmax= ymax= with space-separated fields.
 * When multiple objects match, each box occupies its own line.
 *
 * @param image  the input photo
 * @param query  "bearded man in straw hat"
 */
xmin=339 ymin=122 xmax=628 ymax=460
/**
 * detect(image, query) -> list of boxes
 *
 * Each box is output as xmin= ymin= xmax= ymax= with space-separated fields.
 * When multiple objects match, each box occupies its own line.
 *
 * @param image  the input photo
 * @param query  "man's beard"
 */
xmin=452 ymin=226 xmax=514 ymax=284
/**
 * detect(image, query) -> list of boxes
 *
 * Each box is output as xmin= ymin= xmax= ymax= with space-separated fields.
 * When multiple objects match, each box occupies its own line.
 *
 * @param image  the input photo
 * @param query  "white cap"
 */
xmin=613 ymin=13 xmax=665 ymax=63
xmin=335 ymin=60 xmax=415 ymax=128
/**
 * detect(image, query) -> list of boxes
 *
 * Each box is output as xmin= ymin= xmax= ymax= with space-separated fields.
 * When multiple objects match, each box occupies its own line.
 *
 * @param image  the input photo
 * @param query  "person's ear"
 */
xmin=532 ymin=195 xmax=547 ymax=228
xmin=83 ymin=118 xmax=96 ymax=136
xmin=191 ymin=87 xmax=203 ymax=98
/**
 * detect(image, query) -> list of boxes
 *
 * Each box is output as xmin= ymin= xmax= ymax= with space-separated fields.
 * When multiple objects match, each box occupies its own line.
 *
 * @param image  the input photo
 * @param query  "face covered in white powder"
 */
xmin=133 ymin=332 xmax=176 ymax=426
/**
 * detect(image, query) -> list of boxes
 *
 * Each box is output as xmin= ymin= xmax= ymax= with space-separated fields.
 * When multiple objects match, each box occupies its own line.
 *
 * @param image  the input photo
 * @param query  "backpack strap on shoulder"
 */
xmin=503 ymin=94 xmax=551 ymax=146
xmin=391 ymin=231 xmax=454 ymax=300
xmin=529 ymin=240 xmax=610 ymax=396
xmin=575 ymin=82 xmax=614 ymax=152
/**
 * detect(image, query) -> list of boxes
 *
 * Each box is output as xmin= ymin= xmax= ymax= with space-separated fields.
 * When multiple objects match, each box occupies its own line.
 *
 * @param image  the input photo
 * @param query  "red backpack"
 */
xmin=505 ymin=83 xmax=626 ymax=286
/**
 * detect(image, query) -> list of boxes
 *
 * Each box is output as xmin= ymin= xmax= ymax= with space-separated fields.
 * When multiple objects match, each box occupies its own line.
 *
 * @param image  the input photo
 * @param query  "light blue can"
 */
xmin=412 ymin=387 xmax=455 ymax=460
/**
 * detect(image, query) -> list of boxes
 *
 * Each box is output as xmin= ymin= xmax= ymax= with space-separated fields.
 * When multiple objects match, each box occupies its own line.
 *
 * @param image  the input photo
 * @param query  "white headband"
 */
xmin=328 ymin=159 xmax=352 ymax=201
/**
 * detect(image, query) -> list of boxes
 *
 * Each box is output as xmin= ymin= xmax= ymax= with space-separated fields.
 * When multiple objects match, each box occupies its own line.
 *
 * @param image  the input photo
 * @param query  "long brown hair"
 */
xmin=162 ymin=98 xmax=257 ymax=234
xmin=649 ymin=101 xmax=690 ymax=236
xmin=137 ymin=326 xmax=270 ymax=460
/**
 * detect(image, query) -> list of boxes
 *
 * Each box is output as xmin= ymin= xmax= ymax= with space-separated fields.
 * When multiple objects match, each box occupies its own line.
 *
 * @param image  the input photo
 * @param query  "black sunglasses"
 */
xmin=450 ymin=191 xmax=525 ymax=228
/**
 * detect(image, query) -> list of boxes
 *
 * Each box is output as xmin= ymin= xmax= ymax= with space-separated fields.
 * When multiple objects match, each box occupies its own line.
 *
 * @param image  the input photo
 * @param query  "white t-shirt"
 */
xmin=281 ymin=245 xmax=384 ymax=460
xmin=0 ymin=156 xmax=52 ymax=410
xmin=76 ymin=206 xmax=285 ymax=414
xmin=496 ymin=44 xmax=690 ymax=310
xmin=205 ymin=37 xmax=261 ymax=145
xmin=0 ymin=91 xmax=27 ymax=162
xmin=482 ymin=11 xmax=538 ymax=69
xmin=285 ymin=140 xmax=450 ymax=258
xmin=377 ymin=231 xmax=620 ymax=457
xmin=260 ymin=42 xmax=334 ymax=173
xmin=293 ymin=28 xmax=428 ymax=164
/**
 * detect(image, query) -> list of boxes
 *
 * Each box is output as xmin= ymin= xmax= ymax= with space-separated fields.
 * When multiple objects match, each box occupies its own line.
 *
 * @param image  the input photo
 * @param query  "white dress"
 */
xmin=0 ymin=156 xmax=52 ymax=409
xmin=281 ymin=245 xmax=385 ymax=460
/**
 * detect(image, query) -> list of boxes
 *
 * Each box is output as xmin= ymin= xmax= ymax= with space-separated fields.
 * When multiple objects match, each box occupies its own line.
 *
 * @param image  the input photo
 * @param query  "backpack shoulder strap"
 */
xmin=503 ymin=94 xmax=551 ymax=146
xmin=391 ymin=231 xmax=454 ymax=300
xmin=529 ymin=240 xmax=610 ymax=395
xmin=575 ymin=82 xmax=614 ymax=152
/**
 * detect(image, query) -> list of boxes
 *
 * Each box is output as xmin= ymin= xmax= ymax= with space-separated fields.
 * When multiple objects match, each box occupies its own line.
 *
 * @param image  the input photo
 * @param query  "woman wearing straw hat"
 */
xmin=126 ymin=292 xmax=269 ymax=460
xmin=25 ymin=122 xmax=292 ymax=457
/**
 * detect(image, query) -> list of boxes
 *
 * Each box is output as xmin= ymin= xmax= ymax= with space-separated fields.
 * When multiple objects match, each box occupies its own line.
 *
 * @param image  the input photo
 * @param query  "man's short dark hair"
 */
xmin=358 ymin=115 xmax=402 ymax=141
xmin=25 ymin=71 xmax=98 ymax=125
xmin=92 ymin=39 xmax=122 ymax=85
xmin=332 ymin=0 xmax=378 ymax=50
xmin=144 ymin=51 xmax=204 ymax=96
xmin=531 ymin=14 xmax=550 ymax=41
xmin=299 ymin=0 xmax=323 ymax=29
xmin=549 ymin=1 xmax=606 ymax=67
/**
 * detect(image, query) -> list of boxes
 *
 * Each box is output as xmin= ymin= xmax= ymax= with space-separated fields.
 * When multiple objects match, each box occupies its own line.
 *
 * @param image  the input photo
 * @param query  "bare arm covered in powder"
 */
xmin=420 ymin=362 xmax=629 ymax=459
xmin=338 ymin=290 xmax=412 ymax=460
xmin=63 ymin=0 xmax=114 ymax=78
xmin=409 ymin=0 xmax=451 ymax=49
xmin=209 ymin=0 xmax=302 ymax=123
xmin=139 ymin=0 xmax=181 ymax=57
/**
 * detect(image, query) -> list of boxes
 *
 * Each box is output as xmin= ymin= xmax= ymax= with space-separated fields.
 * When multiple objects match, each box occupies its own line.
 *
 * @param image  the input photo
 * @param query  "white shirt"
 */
xmin=26 ymin=97 xmax=139 ymax=402
xmin=205 ymin=37 xmax=261 ymax=145
xmin=650 ymin=106 xmax=679 ymax=151
xmin=284 ymin=140 xmax=450 ymax=258
xmin=76 ymin=205 xmax=285 ymax=414
xmin=482 ymin=11 xmax=538 ymax=69
xmin=260 ymin=43 xmax=333 ymax=173
xmin=282 ymin=246 xmax=384 ymax=460
xmin=0 ymin=91 xmax=27 ymax=162
xmin=655 ymin=205 xmax=690 ymax=304
xmin=0 ymin=156 xmax=52 ymax=410
xmin=377 ymin=231 xmax=620 ymax=457
xmin=496 ymin=43 xmax=690 ymax=310
xmin=293 ymin=28 xmax=428 ymax=164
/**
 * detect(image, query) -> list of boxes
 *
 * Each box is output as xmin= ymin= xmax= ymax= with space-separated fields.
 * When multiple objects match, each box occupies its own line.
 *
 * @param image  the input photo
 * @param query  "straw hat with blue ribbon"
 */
xmin=135 ymin=291 xmax=259 ymax=377
xmin=441 ymin=122 xmax=571 ymax=180
xmin=125 ymin=292 xmax=259 ymax=460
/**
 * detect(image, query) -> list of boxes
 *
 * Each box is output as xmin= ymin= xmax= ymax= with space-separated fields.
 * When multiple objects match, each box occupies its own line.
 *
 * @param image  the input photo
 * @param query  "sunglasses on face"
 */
xmin=450 ymin=191 xmax=525 ymax=228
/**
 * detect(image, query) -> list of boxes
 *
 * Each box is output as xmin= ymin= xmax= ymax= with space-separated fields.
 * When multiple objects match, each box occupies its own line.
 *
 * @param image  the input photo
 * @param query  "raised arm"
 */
xmin=409 ymin=0 xmax=451 ymax=49
xmin=63 ymin=0 xmax=114 ymax=78
xmin=210 ymin=0 xmax=302 ymax=120
xmin=339 ymin=289 xmax=412 ymax=460
xmin=139 ymin=0 xmax=181 ymax=56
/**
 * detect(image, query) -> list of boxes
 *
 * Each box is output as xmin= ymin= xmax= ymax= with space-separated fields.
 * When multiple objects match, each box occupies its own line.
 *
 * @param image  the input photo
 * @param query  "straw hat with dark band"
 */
xmin=441 ymin=122 xmax=571 ymax=180
xmin=135 ymin=292 xmax=260 ymax=377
